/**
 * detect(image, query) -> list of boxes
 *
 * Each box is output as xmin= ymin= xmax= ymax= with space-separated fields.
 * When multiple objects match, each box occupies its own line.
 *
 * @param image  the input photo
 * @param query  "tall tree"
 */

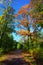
xmin=15 ymin=4 xmax=32 ymax=49
xmin=15 ymin=0 xmax=43 ymax=49
xmin=0 ymin=0 xmax=15 ymax=47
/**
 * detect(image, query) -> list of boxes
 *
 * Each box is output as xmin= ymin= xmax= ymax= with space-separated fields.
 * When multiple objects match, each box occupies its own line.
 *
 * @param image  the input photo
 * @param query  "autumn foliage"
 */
xmin=14 ymin=0 xmax=43 ymax=37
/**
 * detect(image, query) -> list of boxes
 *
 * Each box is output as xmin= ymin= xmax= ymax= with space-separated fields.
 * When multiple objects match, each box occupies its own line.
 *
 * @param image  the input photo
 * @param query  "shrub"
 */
xmin=0 ymin=48 xmax=3 ymax=56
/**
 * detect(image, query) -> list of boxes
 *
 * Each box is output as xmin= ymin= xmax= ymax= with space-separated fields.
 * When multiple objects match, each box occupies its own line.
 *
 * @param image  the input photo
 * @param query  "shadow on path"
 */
xmin=36 ymin=58 xmax=43 ymax=65
xmin=0 ymin=58 xmax=30 ymax=65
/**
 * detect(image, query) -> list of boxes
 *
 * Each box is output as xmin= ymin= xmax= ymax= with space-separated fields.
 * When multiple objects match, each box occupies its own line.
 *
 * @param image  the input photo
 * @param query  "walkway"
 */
xmin=0 ymin=50 xmax=31 ymax=65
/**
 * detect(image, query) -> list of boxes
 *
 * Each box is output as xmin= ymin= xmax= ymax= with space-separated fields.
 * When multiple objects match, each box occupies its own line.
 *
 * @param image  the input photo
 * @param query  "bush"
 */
xmin=29 ymin=47 xmax=40 ymax=58
xmin=0 ymin=34 xmax=15 ymax=53
xmin=0 ymin=48 xmax=3 ymax=56
xmin=17 ymin=43 xmax=23 ymax=50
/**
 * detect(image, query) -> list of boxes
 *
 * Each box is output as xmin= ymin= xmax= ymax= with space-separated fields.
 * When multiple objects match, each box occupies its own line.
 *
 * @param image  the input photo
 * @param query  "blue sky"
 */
xmin=0 ymin=0 xmax=30 ymax=41
xmin=12 ymin=0 xmax=30 ymax=13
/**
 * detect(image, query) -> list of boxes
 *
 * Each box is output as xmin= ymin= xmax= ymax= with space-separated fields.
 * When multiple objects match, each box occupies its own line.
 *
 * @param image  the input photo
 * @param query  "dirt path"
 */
xmin=0 ymin=50 xmax=31 ymax=65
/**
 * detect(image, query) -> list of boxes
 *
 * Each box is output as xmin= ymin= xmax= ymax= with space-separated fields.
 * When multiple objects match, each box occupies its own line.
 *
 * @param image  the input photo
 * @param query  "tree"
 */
xmin=29 ymin=0 xmax=43 ymax=47
xmin=15 ymin=0 xmax=43 ymax=50
xmin=15 ymin=4 xmax=33 ymax=49
xmin=0 ymin=0 xmax=15 ymax=49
